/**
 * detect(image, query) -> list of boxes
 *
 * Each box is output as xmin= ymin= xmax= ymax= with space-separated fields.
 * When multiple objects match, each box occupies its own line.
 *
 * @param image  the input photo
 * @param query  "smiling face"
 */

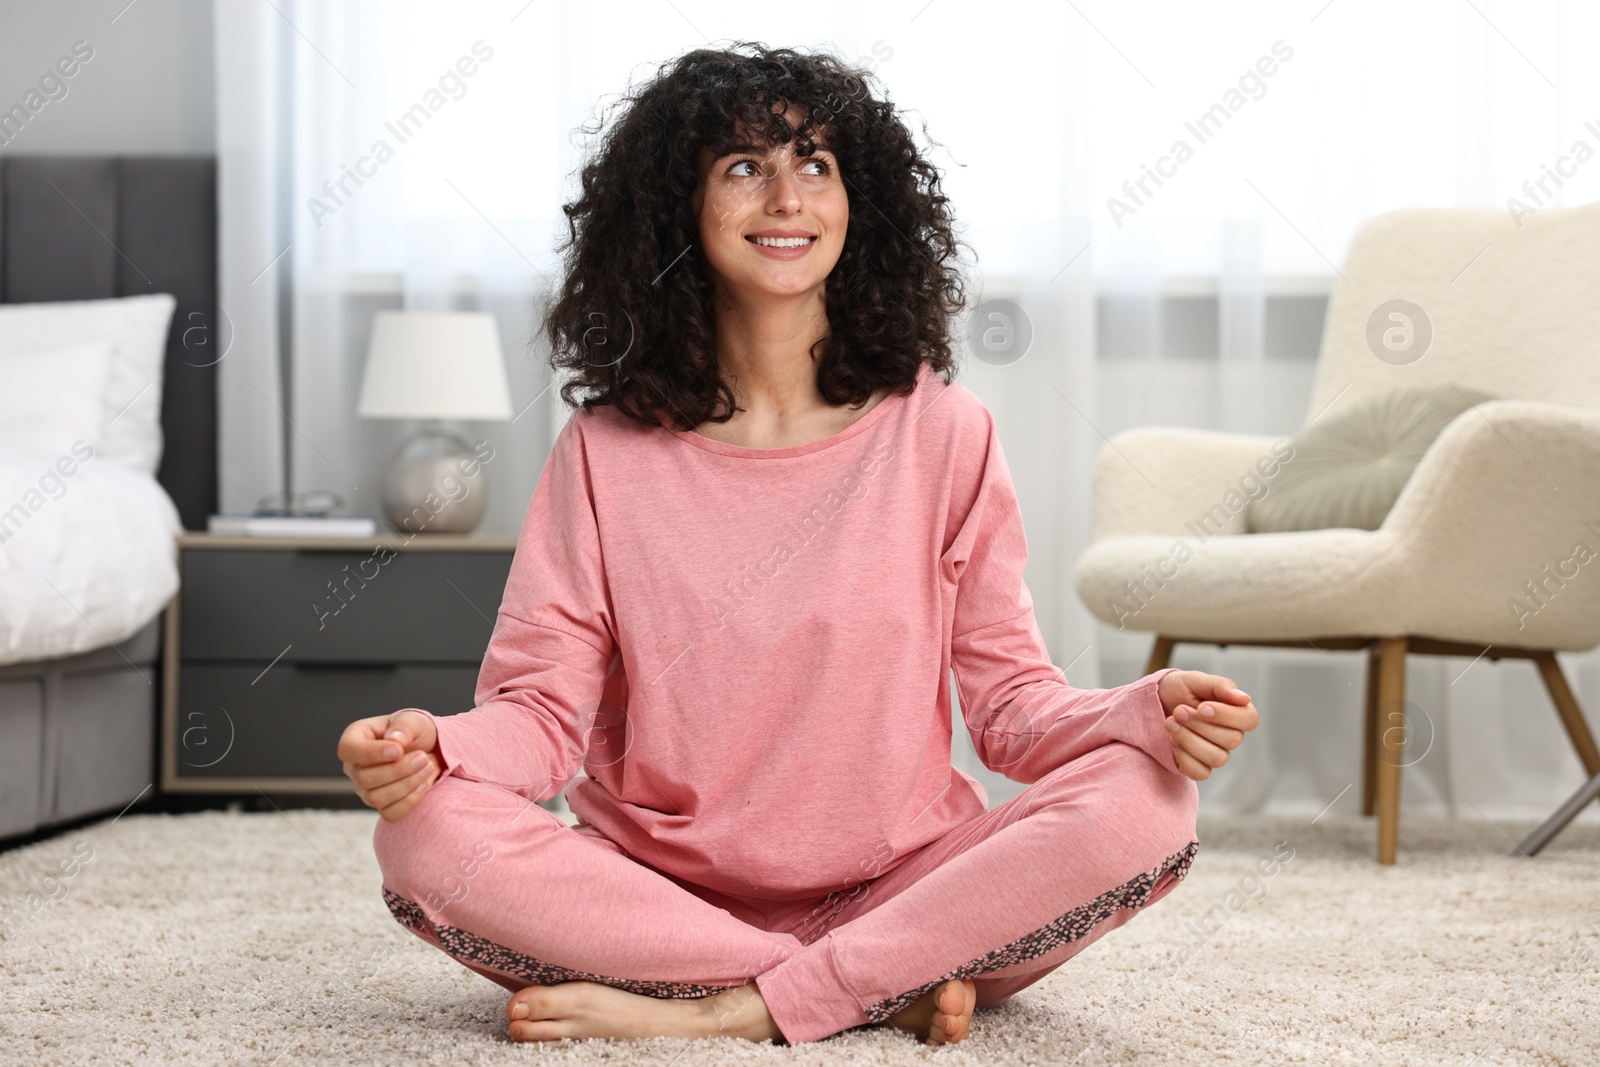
xmin=691 ymin=105 xmax=849 ymax=301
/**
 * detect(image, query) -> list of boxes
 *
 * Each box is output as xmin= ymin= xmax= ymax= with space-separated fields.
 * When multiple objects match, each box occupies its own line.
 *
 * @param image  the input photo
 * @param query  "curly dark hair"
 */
xmin=543 ymin=41 xmax=971 ymax=431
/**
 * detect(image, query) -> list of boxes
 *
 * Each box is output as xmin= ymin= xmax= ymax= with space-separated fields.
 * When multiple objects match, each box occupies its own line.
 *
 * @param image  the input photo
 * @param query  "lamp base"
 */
xmin=381 ymin=426 xmax=487 ymax=535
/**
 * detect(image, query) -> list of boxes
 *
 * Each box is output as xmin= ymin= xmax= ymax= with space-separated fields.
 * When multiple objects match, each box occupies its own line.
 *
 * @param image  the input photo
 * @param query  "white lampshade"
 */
xmin=357 ymin=310 xmax=513 ymax=420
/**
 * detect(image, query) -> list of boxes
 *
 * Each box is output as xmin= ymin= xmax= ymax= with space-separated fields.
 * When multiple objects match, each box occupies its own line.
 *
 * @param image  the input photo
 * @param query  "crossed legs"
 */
xmin=372 ymin=741 xmax=1198 ymax=1045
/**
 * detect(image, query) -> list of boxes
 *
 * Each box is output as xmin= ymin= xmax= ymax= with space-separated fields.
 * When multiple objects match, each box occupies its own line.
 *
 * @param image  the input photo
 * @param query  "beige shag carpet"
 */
xmin=2 ymin=806 xmax=1597 ymax=1066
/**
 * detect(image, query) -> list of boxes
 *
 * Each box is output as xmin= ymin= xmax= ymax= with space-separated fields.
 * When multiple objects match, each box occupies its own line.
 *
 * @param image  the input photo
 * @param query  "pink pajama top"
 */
xmin=410 ymin=361 xmax=1179 ymax=902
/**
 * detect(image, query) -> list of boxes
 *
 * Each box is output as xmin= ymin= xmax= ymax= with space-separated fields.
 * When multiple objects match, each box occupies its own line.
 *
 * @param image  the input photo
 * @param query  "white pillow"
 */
xmin=0 ymin=342 xmax=114 ymax=460
xmin=0 ymin=293 xmax=177 ymax=475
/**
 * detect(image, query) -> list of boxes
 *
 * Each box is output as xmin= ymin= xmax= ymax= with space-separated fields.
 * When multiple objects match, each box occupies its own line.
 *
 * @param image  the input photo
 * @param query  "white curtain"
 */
xmin=213 ymin=0 xmax=289 ymax=515
xmin=214 ymin=0 xmax=1600 ymax=824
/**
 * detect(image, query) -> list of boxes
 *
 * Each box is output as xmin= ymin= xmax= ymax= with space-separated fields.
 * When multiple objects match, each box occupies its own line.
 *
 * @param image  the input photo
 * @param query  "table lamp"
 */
xmin=357 ymin=310 xmax=512 ymax=534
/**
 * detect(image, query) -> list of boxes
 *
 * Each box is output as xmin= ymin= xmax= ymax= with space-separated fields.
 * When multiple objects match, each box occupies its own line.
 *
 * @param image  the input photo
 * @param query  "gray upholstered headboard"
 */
xmin=0 ymin=155 xmax=218 ymax=530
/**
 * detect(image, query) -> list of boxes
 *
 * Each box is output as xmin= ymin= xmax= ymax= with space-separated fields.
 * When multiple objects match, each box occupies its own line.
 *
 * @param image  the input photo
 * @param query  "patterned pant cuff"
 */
xmin=862 ymin=838 xmax=1200 ymax=1022
xmin=382 ymin=887 xmax=732 ymax=999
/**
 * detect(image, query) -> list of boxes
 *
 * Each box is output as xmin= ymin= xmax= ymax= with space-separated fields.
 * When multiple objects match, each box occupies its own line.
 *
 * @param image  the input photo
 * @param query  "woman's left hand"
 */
xmin=1156 ymin=670 xmax=1260 ymax=782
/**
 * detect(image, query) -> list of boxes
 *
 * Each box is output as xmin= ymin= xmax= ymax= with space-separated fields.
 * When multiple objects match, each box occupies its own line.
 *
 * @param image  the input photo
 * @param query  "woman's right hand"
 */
xmin=337 ymin=710 xmax=443 ymax=822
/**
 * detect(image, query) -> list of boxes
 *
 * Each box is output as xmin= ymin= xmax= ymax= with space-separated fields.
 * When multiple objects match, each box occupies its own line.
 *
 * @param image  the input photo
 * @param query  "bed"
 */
xmin=0 ymin=156 xmax=216 ymax=840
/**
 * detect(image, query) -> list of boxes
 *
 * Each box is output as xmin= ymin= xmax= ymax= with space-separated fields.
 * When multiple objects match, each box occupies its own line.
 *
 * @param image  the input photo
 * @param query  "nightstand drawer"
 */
xmin=180 ymin=548 xmax=512 ymax=663
xmin=174 ymin=662 xmax=481 ymax=778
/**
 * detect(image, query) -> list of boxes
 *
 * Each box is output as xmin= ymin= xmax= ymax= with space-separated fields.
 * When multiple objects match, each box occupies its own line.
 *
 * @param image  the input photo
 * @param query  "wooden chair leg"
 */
xmin=1374 ymin=636 xmax=1408 ymax=865
xmin=1534 ymin=651 xmax=1600 ymax=776
xmin=1362 ymin=643 xmax=1381 ymax=816
xmin=1145 ymin=636 xmax=1175 ymax=675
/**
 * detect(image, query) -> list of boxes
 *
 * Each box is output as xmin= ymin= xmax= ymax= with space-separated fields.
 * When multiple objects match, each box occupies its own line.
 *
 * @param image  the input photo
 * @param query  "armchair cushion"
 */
xmin=1077 ymin=526 xmax=1406 ymax=642
xmin=1246 ymin=385 xmax=1494 ymax=534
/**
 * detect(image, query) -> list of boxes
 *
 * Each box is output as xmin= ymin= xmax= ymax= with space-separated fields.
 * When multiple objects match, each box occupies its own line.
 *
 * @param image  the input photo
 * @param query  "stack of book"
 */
xmin=206 ymin=515 xmax=378 ymax=538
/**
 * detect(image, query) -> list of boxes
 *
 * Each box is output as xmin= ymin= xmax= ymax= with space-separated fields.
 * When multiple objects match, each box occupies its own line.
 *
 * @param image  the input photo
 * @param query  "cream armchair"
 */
xmin=1075 ymin=200 xmax=1600 ymax=864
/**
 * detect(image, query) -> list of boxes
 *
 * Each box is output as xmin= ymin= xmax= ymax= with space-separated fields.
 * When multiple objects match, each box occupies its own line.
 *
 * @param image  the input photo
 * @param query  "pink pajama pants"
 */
xmin=371 ymin=740 xmax=1199 ymax=1045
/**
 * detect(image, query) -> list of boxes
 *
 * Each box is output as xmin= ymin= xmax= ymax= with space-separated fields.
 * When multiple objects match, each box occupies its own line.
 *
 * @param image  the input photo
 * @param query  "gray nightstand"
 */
xmin=161 ymin=533 xmax=516 ymax=794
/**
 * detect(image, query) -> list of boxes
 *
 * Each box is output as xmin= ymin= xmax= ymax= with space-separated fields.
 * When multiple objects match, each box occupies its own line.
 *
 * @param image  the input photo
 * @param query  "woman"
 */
xmin=337 ymin=42 xmax=1258 ymax=1048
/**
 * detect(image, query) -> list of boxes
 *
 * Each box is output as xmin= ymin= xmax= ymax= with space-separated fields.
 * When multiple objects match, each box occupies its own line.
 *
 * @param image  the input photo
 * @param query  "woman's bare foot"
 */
xmin=505 ymin=981 xmax=783 ymax=1043
xmin=884 ymin=978 xmax=977 ymax=1046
